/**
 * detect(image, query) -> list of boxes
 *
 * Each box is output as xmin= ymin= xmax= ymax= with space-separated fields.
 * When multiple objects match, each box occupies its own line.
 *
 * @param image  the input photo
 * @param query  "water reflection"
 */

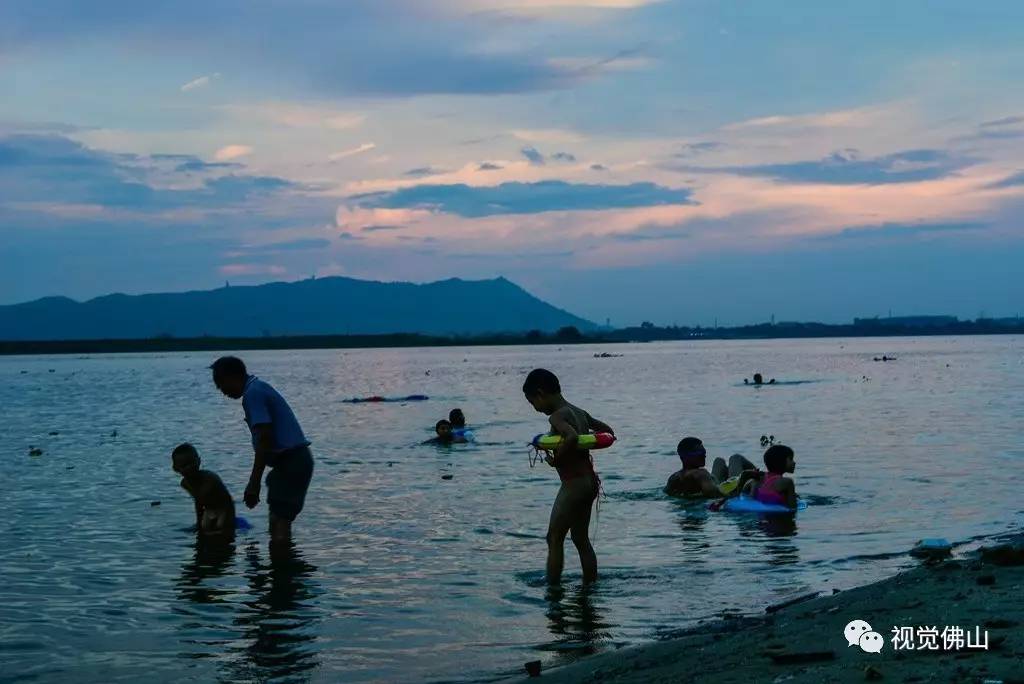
xmin=173 ymin=535 xmax=238 ymax=675
xmin=674 ymin=506 xmax=712 ymax=565
xmin=732 ymin=515 xmax=800 ymax=566
xmin=541 ymin=584 xmax=609 ymax=659
xmin=228 ymin=541 xmax=322 ymax=683
xmin=176 ymin=535 xmax=236 ymax=606
xmin=12 ymin=337 xmax=1021 ymax=683
xmin=174 ymin=536 xmax=322 ymax=680
xmin=760 ymin=516 xmax=798 ymax=540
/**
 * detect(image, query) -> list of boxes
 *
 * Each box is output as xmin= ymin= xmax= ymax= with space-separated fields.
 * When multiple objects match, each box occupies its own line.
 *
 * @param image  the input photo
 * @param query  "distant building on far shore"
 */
xmin=854 ymin=315 xmax=959 ymax=328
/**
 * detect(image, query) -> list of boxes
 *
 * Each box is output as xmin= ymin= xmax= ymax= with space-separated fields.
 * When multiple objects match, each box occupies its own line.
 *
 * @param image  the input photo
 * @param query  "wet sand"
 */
xmin=511 ymin=539 xmax=1024 ymax=683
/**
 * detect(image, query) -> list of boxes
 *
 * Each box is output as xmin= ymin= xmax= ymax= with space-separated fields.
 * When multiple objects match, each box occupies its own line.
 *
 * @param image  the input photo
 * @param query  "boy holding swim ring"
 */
xmin=172 ymin=443 xmax=236 ymax=538
xmin=522 ymin=368 xmax=614 ymax=585
xmin=665 ymin=437 xmax=756 ymax=498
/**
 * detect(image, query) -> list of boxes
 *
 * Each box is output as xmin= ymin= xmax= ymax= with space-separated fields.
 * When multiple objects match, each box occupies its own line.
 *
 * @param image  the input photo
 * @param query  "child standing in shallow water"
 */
xmin=523 ymin=368 xmax=614 ymax=585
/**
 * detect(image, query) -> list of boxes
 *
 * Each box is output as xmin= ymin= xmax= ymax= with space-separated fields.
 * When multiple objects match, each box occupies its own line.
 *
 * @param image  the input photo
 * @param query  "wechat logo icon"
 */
xmin=844 ymin=619 xmax=884 ymax=654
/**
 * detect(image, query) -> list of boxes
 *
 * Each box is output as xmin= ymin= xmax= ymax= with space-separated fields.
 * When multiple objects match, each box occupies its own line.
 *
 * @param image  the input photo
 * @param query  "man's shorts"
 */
xmin=265 ymin=445 xmax=314 ymax=522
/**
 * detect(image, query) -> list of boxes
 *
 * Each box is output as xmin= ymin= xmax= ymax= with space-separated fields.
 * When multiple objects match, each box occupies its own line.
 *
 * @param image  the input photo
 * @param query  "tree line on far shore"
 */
xmin=2 ymin=316 xmax=1023 ymax=356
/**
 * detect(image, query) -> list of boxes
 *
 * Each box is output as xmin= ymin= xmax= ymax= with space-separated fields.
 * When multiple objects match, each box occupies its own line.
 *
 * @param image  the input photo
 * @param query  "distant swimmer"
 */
xmin=426 ymin=419 xmax=454 ymax=445
xmin=664 ymin=436 xmax=756 ymax=499
xmin=448 ymin=408 xmax=474 ymax=441
xmin=746 ymin=373 xmax=776 ymax=386
xmin=426 ymin=418 xmax=471 ymax=445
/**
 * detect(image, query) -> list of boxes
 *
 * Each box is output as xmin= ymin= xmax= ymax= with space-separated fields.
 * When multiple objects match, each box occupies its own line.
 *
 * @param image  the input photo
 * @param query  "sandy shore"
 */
xmin=509 ymin=538 xmax=1024 ymax=684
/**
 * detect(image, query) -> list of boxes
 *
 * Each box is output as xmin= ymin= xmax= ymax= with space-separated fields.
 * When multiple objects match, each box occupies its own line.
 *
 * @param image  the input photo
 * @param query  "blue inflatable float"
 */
xmin=715 ymin=496 xmax=807 ymax=515
xmin=235 ymin=516 xmax=253 ymax=530
xmin=452 ymin=427 xmax=475 ymax=441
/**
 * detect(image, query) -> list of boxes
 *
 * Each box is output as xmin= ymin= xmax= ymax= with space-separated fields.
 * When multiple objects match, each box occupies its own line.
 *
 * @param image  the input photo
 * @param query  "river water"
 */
xmin=3 ymin=336 xmax=1023 ymax=682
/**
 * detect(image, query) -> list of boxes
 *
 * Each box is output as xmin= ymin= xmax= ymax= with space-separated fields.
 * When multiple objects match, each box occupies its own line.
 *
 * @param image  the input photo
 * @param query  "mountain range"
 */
xmin=0 ymin=276 xmax=594 ymax=340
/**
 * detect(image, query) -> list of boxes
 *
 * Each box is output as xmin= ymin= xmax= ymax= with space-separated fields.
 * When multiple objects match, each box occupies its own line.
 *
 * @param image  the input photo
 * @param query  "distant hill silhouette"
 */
xmin=0 ymin=276 xmax=594 ymax=340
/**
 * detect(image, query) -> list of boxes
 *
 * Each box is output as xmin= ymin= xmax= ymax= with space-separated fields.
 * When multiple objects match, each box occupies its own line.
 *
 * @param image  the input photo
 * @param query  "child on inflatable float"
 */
xmin=709 ymin=444 xmax=801 ymax=513
xmin=664 ymin=437 xmax=756 ymax=498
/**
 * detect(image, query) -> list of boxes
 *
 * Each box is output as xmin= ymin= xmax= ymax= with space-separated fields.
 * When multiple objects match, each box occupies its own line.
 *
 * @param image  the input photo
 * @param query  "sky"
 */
xmin=2 ymin=0 xmax=1023 ymax=326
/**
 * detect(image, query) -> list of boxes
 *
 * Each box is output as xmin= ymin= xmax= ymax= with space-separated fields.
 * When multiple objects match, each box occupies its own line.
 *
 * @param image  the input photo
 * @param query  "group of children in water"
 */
xmin=428 ymin=408 xmax=471 ymax=444
xmin=172 ymin=361 xmax=798 ymax=586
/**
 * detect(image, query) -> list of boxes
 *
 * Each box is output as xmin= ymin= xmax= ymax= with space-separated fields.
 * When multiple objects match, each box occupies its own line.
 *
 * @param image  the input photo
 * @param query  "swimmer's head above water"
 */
xmin=763 ymin=444 xmax=795 ymax=474
xmin=676 ymin=436 xmax=707 ymax=469
xmin=449 ymin=408 xmax=465 ymax=428
xmin=435 ymin=419 xmax=453 ymax=439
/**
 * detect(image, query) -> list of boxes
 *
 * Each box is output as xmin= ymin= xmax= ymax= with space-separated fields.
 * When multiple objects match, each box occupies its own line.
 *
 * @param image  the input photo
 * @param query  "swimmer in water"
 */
xmin=426 ymin=419 xmax=454 ymax=444
xmin=448 ymin=408 xmax=474 ymax=441
xmin=172 ymin=443 xmax=236 ymax=538
xmin=523 ymin=368 xmax=614 ymax=585
xmin=665 ymin=437 xmax=756 ymax=498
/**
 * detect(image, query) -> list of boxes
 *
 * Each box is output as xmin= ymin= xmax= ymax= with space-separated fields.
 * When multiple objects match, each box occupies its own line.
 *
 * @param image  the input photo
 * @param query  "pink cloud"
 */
xmin=723 ymin=104 xmax=897 ymax=132
xmin=10 ymin=202 xmax=109 ymax=218
xmin=229 ymin=105 xmax=1024 ymax=279
xmin=219 ymin=264 xmax=287 ymax=276
xmin=317 ymin=160 xmax=1021 ymax=274
xmin=214 ymin=144 xmax=253 ymax=161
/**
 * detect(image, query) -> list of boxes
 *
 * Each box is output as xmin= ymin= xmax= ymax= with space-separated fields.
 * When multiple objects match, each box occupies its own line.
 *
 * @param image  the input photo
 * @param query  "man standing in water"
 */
xmin=210 ymin=356 xmax=314 ymax=543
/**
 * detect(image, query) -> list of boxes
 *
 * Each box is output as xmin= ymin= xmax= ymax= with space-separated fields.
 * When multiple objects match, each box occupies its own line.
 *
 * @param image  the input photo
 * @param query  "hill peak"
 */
xmin=0 ymin=275 xmax=593 ymax=341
